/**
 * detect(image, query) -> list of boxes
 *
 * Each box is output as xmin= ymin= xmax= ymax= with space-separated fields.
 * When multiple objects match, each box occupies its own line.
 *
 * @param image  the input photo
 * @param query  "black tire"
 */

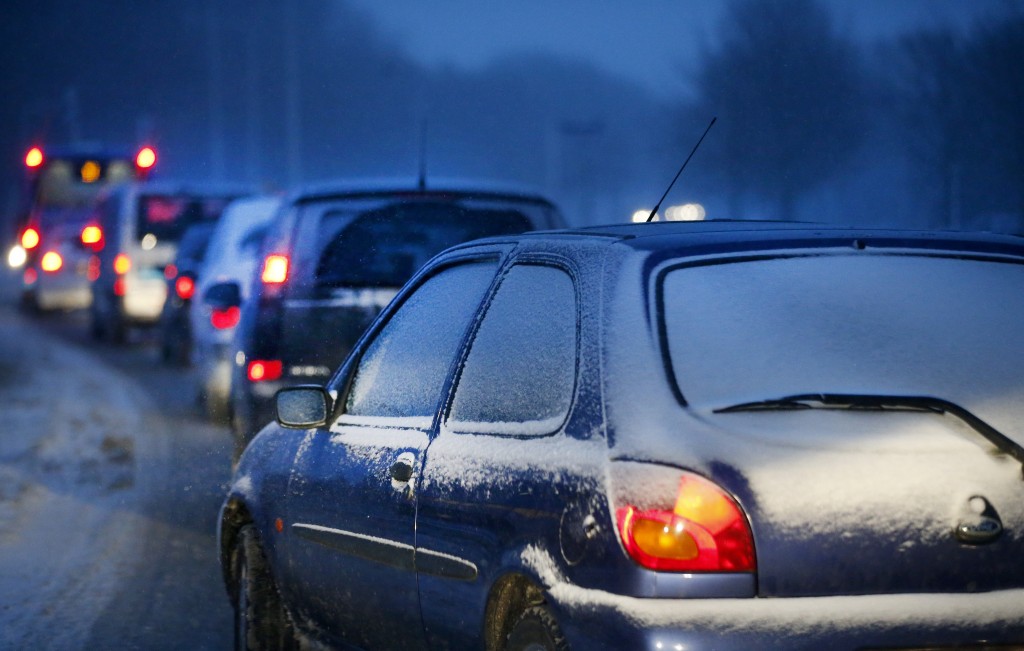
xmin=233 ymin=525 xmax=297 ymax=651
xmin=506 ymin=605 xmax=569 ymax=651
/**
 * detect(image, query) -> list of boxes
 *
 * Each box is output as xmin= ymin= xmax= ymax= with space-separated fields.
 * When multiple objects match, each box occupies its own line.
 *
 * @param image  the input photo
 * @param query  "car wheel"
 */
xmin=233 ymin=525 xmax=296 ymax=651
xmin=505 ymin=605 xmax=568 ymax=651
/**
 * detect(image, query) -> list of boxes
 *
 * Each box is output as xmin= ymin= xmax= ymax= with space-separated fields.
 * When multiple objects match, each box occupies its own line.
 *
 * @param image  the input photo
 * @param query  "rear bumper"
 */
xmin=552 ymin=585 xmax=1024 ymax=650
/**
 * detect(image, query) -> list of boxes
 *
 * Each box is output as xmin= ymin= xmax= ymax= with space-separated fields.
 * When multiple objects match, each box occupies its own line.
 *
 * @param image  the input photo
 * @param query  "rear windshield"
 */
xmin=661 ymin=254 xmax=1024 ymax=428
xmin=136 ymin=194 xmax=234 ymax=244
xmin=310 ymin=198 xmax=533 ymax=288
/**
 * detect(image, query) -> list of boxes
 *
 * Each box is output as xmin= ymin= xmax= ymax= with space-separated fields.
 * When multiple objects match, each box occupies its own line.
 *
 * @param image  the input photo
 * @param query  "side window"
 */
xmin=341 ymin=261 xmax=498 ymax=426
xmin=448 ymin=264 xmax=577 ymax=435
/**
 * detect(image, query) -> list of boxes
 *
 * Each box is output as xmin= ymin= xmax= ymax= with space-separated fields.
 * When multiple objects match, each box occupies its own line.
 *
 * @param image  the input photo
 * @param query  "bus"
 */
xmin=8 ymin=144 xmax=157 ymax=311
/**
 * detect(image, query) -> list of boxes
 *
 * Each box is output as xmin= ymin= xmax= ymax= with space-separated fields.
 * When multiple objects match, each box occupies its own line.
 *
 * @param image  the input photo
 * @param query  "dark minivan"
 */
xmin=227 ymin=180 xmax=565 ymax=461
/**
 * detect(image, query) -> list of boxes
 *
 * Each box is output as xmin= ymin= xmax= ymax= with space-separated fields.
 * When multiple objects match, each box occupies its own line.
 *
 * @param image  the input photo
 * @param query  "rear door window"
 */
xmin=447 ymin=264 xmax=577 ymax=435
xmin=341 ymin=260 xmax=498 ymax=428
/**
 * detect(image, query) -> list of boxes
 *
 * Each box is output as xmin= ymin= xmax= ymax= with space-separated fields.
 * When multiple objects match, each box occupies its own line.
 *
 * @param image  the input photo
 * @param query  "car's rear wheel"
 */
xmin=505 ymin=605 xmax=568 ymax=651
xmin=233 ymin=525 xmax=296 ymax=651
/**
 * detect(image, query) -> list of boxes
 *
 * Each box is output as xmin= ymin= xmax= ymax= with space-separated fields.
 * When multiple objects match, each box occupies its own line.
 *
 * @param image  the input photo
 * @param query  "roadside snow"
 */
xmin=0 ymin=307 xmax=165 ymax=650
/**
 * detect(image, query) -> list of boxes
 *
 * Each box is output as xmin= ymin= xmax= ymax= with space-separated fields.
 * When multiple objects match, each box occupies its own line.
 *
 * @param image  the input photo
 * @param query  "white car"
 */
xmin=88 ymin=181 xmax=251 ymax=342
xmin=189 ymin=195 xmax=281 ymax=421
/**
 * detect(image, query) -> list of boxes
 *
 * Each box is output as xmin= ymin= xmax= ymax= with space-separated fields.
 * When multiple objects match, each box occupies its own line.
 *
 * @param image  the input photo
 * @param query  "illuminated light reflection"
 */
xmin=632 ymin=209 xmax=659 ymax=223
xmin=80 ymin=160 xmax=101 ymax=183
xmin=8 ymin=245 xmax=27 ymax=268
xmin=665 ymin=203 xmax=706 ymax=222
xmin=141 ymin=233 xmax=157 ymax=250
xmin=40 ymin=251 xmax=63 ymax=272
xmin=25 ymin=147 xmax=44 ymax=168
xmin=136 ymin=146 xmax=157 ymax=169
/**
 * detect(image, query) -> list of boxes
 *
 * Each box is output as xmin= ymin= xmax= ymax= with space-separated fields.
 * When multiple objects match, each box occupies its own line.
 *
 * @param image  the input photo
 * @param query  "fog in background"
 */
xmin=2 ymin=0 xmax=1022 ymax=231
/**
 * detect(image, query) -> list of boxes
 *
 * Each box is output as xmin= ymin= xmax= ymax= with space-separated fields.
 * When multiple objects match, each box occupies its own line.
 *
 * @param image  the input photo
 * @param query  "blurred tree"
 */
xmin=685 ymin=0 xmax=866 ymax=220
xmin=895 ymin=9 xmax=1024 ymax=230
xmin=965 ymin=12 xmax=1024 ymax=226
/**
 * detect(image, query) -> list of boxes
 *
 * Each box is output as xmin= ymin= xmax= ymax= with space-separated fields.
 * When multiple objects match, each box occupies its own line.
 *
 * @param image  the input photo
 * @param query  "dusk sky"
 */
xmin=350 ymin=0 xmax=1013 ymax=98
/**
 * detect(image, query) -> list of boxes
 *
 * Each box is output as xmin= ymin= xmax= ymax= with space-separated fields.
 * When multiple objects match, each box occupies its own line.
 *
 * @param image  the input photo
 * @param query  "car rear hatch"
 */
xmin=699 ymin=406 xmax=1024 ymax=596
xmin=652 ymin=249 xmax=1024 ymax=597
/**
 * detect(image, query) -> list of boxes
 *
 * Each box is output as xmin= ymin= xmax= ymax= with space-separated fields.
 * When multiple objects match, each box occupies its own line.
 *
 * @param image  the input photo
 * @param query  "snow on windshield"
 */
xmin=662 ymin=253 xmax=1024 ymax=443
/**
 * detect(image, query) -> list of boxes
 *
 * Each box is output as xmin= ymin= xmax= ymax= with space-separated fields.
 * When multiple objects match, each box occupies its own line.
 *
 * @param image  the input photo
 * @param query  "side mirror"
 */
xmin=276 ymin=385 xmax=332 ymax=429
xmin=203 ymin=281 xmax=241 ymax=310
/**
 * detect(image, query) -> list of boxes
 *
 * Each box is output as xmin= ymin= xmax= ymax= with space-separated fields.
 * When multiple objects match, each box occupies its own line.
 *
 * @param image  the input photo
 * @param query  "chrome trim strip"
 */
xmin=292 ymin=523 xmax=478 ymax=581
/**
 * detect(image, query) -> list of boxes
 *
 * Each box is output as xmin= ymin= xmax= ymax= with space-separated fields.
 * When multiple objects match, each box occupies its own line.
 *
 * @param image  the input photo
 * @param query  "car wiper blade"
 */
xmin=715 ymin=393 xmax=1024 ymax=478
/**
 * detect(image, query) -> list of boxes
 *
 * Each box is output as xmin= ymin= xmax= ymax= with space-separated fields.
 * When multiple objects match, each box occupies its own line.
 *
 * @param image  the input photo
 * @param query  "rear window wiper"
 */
xmin=715 ymin=393 xmax=1024 ymax=478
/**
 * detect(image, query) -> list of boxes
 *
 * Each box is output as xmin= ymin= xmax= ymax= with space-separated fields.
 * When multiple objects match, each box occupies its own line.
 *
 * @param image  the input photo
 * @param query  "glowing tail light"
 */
xmin=175 ymin=275 xmax=195 ymax=300
xmin=40 ymin=251 xmax=63 ymax=273
xmin=81 ymin=225 xmax=104 ymax=251
xmin=211 ymin=306 xmax=241 ymax=330
xmin=114 ymin=253 xmax=132 ymax=275
xmin=261 ymin=255 xmax=289 ymax=284
xmin=113 ymin=277 xmax=126 ymax=296
xmin=136 ymin=147 xmax=157 ymax=170
xmin=21 ymin=227 xmax=40 ymax=251
xmin=24 ymin=268 xmax=38 ymax=285
xmin=25 ymin=147 xmax=44 ymax=169
xmin=247 ymin=360 xmax=283 ymax=382
xmin=615 ymin=471 xmax=755 ymax=572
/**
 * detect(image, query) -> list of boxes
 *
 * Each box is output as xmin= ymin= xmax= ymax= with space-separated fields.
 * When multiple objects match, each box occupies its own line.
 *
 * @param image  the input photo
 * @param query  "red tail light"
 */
xmin=615 ymin=470 xmax=755 ymax=573
xmin=81 ymin=225 xmax=104 ymax=251
xmin=247 ymin=360 xmax=283 ymax=382
xmin=114 ymin=253 xmax=131 ymax=275
xmin=211 ymin=306 xmax=241 ymax=330
xmin=164 ymin=264 xmax=178 ymax=280
xmin=25 ymin=147 xmax=44 ymax=169
xmin=261 ymin=254 xmax=289 ymax=284
xmin=175 ymin=275 xmax=195 ymax=300
xmin=136 ymin=146 xmax=157 ymax=170
xmin=40 ymin=251 xmax=63 ymax=273
xmin=24 ymin=268 xmax=38 ymax=285
xmin=113 ymin=277 xmax=126 ymax=296
xmin=20 ymin=227 xmax=40 ymax=251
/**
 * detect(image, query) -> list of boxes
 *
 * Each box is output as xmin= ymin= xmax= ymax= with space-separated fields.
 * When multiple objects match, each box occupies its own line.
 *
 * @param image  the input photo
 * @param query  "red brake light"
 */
xmin=81 ymin=225 xmax=104 ymax=251
xmin=25 ymin=147 xmax=44 ymax=169
xmin=615 ymin=473 xmax=755 ymax=573
xmin=113 ymin=277 xmax=126 ymax=296
xmin=114 ymin=253 xmax=131 ymax=275
xmin=21 ymin=227 xmax=40 ymax=250
xmin=261 ymin=254 xmax=289 ymax=284
xmin=175 ymin=275 xmax=195 ymax=300
xmin=211 ymin=306 xmax=241 ymax=330
xmin=40 ymin=251 xmax=63 ymax=273
xmin=247 ymin=360 xmax=283 ymax=382
xmin=136 ymin=146 xmax=157 ymax=170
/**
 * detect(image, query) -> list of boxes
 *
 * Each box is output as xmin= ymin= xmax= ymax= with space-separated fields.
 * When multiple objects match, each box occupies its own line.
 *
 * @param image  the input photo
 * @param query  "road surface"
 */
xmin=0 ymin=273 xmax=236 ymax=650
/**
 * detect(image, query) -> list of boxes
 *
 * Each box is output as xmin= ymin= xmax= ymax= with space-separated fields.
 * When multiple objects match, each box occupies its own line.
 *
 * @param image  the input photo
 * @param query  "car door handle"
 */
xmin=389 ymin=458 xmax=414 ymax=483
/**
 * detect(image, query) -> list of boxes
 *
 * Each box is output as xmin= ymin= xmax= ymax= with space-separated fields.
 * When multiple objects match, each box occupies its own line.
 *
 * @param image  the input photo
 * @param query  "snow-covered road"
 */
xmin=0 ymin=286 xmax=234 ymax=649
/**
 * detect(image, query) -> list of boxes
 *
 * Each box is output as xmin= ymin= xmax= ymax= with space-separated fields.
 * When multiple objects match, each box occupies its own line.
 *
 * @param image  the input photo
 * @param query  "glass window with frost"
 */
xmin=342 ymin=261 xmax=497 ymax=426
xmin=660 ymin=254 xmax=1024 ymax=442
xmin=448 ymin=264 xmax=577 ymax=435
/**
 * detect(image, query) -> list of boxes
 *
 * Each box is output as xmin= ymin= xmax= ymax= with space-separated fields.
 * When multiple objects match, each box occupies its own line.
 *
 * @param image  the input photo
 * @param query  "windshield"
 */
xmin=661 ymin=254 xmax=1024 ymax=437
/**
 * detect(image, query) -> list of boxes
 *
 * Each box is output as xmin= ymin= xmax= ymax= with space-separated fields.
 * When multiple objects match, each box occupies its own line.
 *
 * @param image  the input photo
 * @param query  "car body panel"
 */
xmin=221 ymin=223 xmax=1024 ymax=650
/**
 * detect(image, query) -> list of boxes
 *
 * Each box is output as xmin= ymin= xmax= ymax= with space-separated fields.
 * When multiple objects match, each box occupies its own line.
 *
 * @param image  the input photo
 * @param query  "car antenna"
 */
xmin=418 ymin=118 xmax=428 ymax=191
xmin=646 ymin=116 xmax=716 ymax=223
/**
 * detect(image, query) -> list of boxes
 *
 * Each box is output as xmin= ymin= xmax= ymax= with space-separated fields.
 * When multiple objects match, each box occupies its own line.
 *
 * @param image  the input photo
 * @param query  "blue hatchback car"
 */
xmin=219 ymin=221 xmax=1024 ymax=650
